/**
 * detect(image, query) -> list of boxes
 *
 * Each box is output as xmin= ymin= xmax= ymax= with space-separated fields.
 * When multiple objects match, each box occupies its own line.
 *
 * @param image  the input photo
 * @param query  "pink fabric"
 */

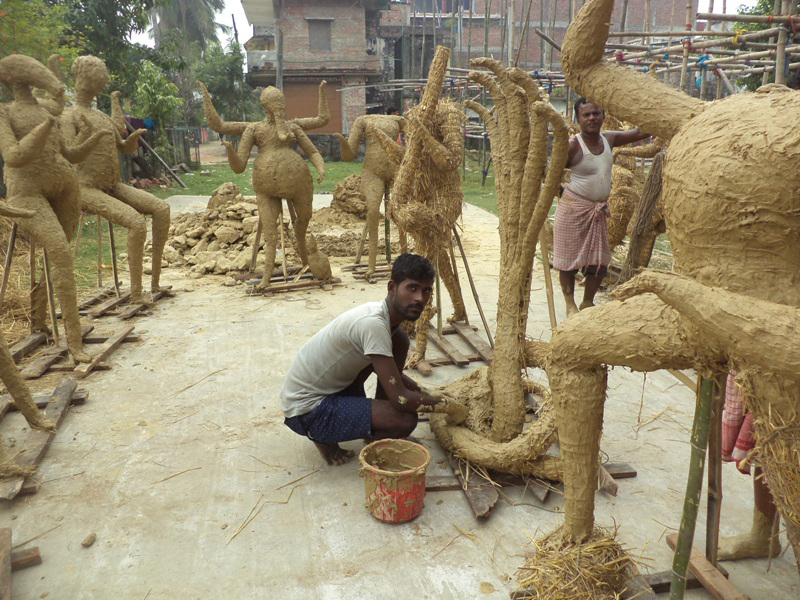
xmin=721 ymin=371 xmax=755 ymax=474
xmin=553 ymin=188 xmax=611 ymax=272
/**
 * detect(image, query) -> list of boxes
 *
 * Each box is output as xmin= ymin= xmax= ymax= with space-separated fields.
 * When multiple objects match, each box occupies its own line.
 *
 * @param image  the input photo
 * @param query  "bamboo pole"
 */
xmin=384 ymin=215 xmax=391 ymax=263
xmin=764 ymin=0 xmax=782 ymax=85
xmin=107 ymin=220 xmax=120 ymax=298
xmin=724 ymin=60 xmax=800 ymax=75
xmin=435 ymin=257 xmax=443 ymax=336
xmin=622 ymin=26 xmax=785 ymax=60
xmin=538 ymin=227 xmax=557 ymax=331
xmin=73 ymin=213 xmax=83 ymax=259
xmin=279 ymin=204 xmax=287 ymax=280
xmin=432 ymin=0 xmax=437 ymax=52
xmin=42 ymin=251 xmax=59 ymax=346
xmin=96 ymin=217 xmax=102 ymax=288
xmin=0 ymin=223 xmax=17 ymax=309
xmin=547 ymin=0 xmax=559 ymax=70
xmin=706 ymin=373 xmax=726 ymax=566
xmin=620 ymin=0 xmax=629 ymax=31
xmin=679 ymin=0 xmax=694 ymax=92
xmin=411 ymin=1 xmax=417 ymax=80
xmin=606 ymin=30 xmax=745 ymax=37
xmin=696 ymin=12 xmax=800 ymax=24
xmin=421 ymin=3 xmax=427 ymax=77
xmin=669 ymin=376 xmax=715 ymax=600
xmin=539 ymin=0 xmax=545 ymax=67
xmin=775 ymin=0 xmax=794 ymax=85
xmin=516 ymin=0 xmax=536 ymax=66
xmin=453 ymin=227 xmax=494 ymax=348
xmin=447 ymin=233 xmax=468 ymax=325
xmin=535 ymin=27 xmax=562 ymax=51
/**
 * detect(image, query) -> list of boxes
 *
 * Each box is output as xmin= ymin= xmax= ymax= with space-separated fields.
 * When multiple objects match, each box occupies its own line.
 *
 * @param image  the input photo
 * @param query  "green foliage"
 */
xmin=194 ymin=41 xmax=259 ymax=123
xmin=132 ymin=60 xmax=184 ymax=128
xmin=735 ymin=0 xmax=778 ymax=91
xmin=0 ymin=0 xmax=83 ymax=68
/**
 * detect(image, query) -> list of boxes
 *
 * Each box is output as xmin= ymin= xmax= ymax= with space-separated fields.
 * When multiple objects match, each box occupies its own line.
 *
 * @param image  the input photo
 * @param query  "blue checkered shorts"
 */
xmin=284 ymin=382 xmax=372 ymax=444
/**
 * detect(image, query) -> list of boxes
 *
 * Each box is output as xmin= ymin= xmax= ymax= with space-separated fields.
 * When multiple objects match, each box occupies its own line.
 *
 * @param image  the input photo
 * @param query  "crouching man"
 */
xmin=280 ymin=253 xmax=441 ymax=465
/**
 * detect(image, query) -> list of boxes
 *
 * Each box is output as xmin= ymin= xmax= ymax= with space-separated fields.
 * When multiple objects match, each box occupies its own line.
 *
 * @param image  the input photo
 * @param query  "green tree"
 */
xmin=734 ymin=0 xmax=794 ymax=90
xmin=132 ymin=60 xmax=184 ymax=167
xmin=0 ymin=0 xmax=83 ymax=69
xmin=194 ymin=41 xmax=258 ymax=123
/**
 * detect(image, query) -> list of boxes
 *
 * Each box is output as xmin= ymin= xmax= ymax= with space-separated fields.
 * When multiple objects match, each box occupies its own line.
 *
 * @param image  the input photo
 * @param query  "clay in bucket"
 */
xmin=358 ymin=439 xmax=431 ymax=524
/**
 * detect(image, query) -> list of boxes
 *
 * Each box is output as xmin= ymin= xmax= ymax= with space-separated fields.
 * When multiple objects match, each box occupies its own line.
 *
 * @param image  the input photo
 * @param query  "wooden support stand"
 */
xmin=407 ymin=322 xmax=494 ymax=374
xmin=0 ymin=379 xmax=83 ymax=501
xmin=246 ymin=277 xmax=342 ymax=296
xmin=0 ymin=529 xmax=43 ymax=599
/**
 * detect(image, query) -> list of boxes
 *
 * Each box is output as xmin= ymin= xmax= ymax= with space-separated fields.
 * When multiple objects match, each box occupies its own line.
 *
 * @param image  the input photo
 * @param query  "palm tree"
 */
xmin=151 ymin=0 xmax=229 ymax=58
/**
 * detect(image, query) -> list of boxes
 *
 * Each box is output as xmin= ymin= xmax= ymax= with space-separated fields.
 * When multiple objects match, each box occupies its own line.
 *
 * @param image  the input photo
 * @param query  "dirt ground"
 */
xmin=1 ymin=196 xmax=797 ymax=599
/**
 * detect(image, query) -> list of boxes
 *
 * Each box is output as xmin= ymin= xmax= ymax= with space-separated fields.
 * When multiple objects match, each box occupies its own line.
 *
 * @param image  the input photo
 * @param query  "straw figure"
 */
xmin=198 ymin=81 xmax=328 ymax=289
xmin=335 ymin=113 xmax=406 ymax=281
xmin=534 ymin=0 xmax=800 ymax=584
xmin=0 ymin=54 xmax=110 ymax=363
xmin=419 ymin=58 xmax=569 ymax=481
xmin=370 ymin=46 xmax=466 ymax=369
xmin=61 ymin=56 xmax=171 ymax=303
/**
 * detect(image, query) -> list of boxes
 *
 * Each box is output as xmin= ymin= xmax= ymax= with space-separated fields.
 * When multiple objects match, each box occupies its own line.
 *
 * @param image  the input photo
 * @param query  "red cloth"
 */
xmin=553 ymin=188 xmax=611 ymax=272
xmin=721 ymin=371 xmax=755 ymax=474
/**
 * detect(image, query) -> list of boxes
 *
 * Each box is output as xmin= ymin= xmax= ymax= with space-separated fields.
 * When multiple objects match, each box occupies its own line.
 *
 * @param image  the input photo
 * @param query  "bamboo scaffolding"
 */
xmin=620 ymin=26 xmax=785 ymax=60
xmin=763 ymin=0 xmax=782 ymax=85
xmin=724 ymin=60 xmax=800 ymax=74
xmin=606 ymin=30 xmax=745 ymax=37
xmin=775 ymin=0 xmax=795 ymax=84
xmin=679 ymin=0 xmax=695 ymax=91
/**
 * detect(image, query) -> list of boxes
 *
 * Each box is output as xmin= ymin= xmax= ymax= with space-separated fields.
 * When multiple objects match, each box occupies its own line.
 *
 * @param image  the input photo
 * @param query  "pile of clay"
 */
xmin=154 ymin=181 xmax=404 ymax=281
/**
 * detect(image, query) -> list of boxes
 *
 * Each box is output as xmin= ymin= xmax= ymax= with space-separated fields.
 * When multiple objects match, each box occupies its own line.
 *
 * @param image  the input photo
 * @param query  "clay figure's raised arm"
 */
xmin=292 ymin=124 xmax=325 ymax=183
xmin=613 ymin=139 xmax=664 ymax=159
xmin=221 ymin=124 xmax=256 ymax=174
xmin=289 ymin=80 xmax=330 ymax=131
xmin=197 ymin=81 xmax=249 ymax=136
xmin=0 ymin=110 xmax=55 ymax=168
xmin=35 ymin=56 xmax=67 ymax=117
xmin=335 ymin=115 xmax=366 ymax=162
xmin=60 ymin=114 xmax=111 ymax=164
xmin=110 ymin=91 xmax=127 ymax=134
xmin=410 ymin=111 xmax=462 ymax=172
xmin=368 ymin=122 xmax=405 ymax=165
xmin=116 ymin=122 xmax=148 ymax=155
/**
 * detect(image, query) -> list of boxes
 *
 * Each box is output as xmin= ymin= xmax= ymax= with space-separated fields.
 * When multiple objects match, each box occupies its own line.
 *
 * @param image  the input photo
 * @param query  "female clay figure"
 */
xmin=61 ymin=56 xmax=171 ymax=303
xmin=198 ymin=82 xmax=326 ymax=289
xmin=0 ymin=54 xmax=109 ymax=363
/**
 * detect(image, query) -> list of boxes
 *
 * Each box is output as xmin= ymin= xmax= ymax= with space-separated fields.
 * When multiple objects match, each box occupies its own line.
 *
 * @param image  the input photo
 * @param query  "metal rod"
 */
xmin=0 ymin=223 xmax=18 ymax=309
xmin=452 ymin=227 xmax=493 ymax=348
xmin=279 ymin=204 xmax=288 ymax=280
xmin=96 ymin=217 xmax=102 ymax=288
xmin=538 ymin=227 xmax=558 ymax=331
xmin=107 ymin=219 xmax=120 ymax=298
xmin=42 ymin=251 xmax=60 ymax=346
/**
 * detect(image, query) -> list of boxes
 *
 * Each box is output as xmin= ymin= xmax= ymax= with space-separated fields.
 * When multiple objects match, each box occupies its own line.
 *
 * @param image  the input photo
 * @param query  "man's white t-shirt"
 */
xmin=280 ymin=301 xmax=395 ymax=418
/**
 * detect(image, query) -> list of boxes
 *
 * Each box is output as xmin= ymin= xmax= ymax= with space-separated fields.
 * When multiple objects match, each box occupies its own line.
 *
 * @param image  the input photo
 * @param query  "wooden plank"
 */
xmin=341 ymin=261 xmax=390 ymax=272
xmin=0 ymin=379 xmax=77 ymax=500
xmin=644 ymin=564 xmax=729 ymax=594
xmin=20 ymin=347 xmax=67 ymax=380
xmin=49 ymin=362 xmax=110 ymax=373
xmin=78 ymin=286 xmax=116 ymax=309
xmin=0 ymin=529 xmax=9 ymax=600
xmin=452 ymin=321 xmax=494 ymax=363
xmin=9 ymin=333 xmax=47 ymax=363
xmin=665 ymin=534 xmax=747 ymax=600
xmin=598 ymin=464 xmax=619 ymax=496
xmin=427 ymin=326 xmax=469 ymax=366
xmin=446 ymin=452 xmax=499 ymax=519
xmin=117 ymin=290 xmax=170 ymax=320
xmin=604 ymin=462 xmax=638 ymax=479
xmin=10 ymin=547 xmax=41 ymax=571
xmin=0 ymin=389 xmax=87 ymax=414
xmin=17 ymin=481 xmax=39 ymax=496
xmin=422 ymin=354 xmax=481 ymax=368
xmin=488 ymin=471 xmax=552 ymax=503
xmin=621 ymin=575 xmax=658 ymax=599
xmin=87 ymin=291 xmax=131 ymax=317
xmin=72 ymin=326 xmax=135 ymax=379
xmin=252 ymin=277 xmax=342 ymax=295
xmin=83 ymin=334 xmax=141 ymax=344
xmin=425 ymin=475 xmax=463 ymax=492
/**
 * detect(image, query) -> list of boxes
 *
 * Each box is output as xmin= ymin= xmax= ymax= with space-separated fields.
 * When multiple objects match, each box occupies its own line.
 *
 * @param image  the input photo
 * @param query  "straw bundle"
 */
xmin=515 ymin=526 xmax=637 ymax=600
xmin=0 ymin=219 xmax=34 ymax=326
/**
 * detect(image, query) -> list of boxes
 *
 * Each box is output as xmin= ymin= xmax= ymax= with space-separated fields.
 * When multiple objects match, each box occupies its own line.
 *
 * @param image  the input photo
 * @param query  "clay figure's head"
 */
xmin=387 ymin=253 xmax=435 ymax=322
xmin=0 ymin=54 xmax=64 ymax=103
xmin=575 ymin=98 xmax=604 ymax=134
xmin=259 ymin=86 xmax=286 ymax=119
xmin=71 ymin=55 xmax=109 ymax=97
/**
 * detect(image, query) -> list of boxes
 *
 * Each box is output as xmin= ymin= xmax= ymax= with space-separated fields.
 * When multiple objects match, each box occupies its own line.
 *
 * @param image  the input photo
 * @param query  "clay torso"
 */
xmin=363 ymin=115 xmax=402 ymax=182
xmin=250 ymin=120 xmax=312 ymax=200
xmin=4 ymin=102 xmax=75 ymax=200
xmin=664 ymin=87 xmax=800 ymax=307
xmin=65 ymin=106 xmax=119 ymax=190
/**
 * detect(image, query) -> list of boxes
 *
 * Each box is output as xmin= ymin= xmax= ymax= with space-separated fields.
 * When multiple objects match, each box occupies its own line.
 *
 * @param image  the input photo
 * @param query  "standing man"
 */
xmin=281 ymin=254 xmax=440 ymax=466
xmin=554 ymin=98 xmax=650 ymax=315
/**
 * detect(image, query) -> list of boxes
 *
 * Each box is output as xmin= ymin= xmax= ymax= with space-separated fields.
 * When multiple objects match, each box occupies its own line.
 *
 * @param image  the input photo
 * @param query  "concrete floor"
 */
xmin=2 ymin=200 xmax=797 ymax=599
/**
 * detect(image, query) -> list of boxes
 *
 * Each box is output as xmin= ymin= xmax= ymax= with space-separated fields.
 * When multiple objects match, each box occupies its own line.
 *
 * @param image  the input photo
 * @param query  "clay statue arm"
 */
xmin=221 ymin=125 xmax=255 ymax=174
xmin=0 ymin=112 xmax=56 ymax=167
xmin=60 ymin=114 xmax=111 ymax=163
xmin=36 ymin=55 xmax=67 ymax=117
xmin=335 ymin=115 xmax=365 ymax=162
xmin=289 ymin=80 xmax=330 ymax=130
xmin=197 ymin=81 xmax=248 ymax=136
xmin=613 ymin=139 xmax=664 ymax=159
xmin=409 ymin=113 xmax=461 ymax=172
xmin=292 ymin=125 xmax=325 ymax=183
xmin=117 ymin=125 xmax=148 ymax=155
xmin=0 ymin=204 xmax=35 ymax=219
xmin=368 ymin=122 xmax=405 ymax=165
xmin=370 ymin=354 xmax=440 ymax=414
xmin=605 ymin=128 xmax=652 ymax=149
xmin=110 ymin=91 xmax=127 ymax=134
xmin=613 ymin=271 xmax=800 ymax=376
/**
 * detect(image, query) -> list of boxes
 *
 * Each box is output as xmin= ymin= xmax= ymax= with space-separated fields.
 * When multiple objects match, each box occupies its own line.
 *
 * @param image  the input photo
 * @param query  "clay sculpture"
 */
xmin=545 ymin=0 xmax=800 ymax=578
xmin=422 ymin=57 xmax=569 ymax=480
xmin=335 ymin=113 xmax=405 ymax=281
xmin=370 ymin=47 xmax=467 ymax=368
xmin=61 ymin=56 xmax=171 ymax=302
xmin=198 ymin=82 xmax=328 ymax=288
xmin=0 ymin=54 xmax=109 ymax=363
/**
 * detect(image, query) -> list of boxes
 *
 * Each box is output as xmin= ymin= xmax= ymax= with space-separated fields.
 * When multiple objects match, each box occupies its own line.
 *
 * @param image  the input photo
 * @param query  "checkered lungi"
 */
xmin=721 ymin=371 xmax=755 ymax=474
xmin=553 ymin=188 xmax=612 ymax=273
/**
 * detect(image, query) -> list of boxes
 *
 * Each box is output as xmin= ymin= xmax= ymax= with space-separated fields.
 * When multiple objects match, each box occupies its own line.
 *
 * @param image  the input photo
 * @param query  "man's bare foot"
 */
xmin=314 ymin=442 xmax=355 ymax=466
xmin=565 ymin=297 xmax=579 ymax=316
xmin=579 ymin=300 xmax=595 ymax=310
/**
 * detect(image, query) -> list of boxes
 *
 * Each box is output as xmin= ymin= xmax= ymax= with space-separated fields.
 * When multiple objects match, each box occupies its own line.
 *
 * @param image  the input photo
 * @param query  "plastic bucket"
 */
xmin=358 ymin=439 xmax=431 ymax=524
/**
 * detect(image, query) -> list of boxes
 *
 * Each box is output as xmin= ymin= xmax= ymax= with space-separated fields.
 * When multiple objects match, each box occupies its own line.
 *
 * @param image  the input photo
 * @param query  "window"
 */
xmin=308 ymin=19 xmax=332 ymax=52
